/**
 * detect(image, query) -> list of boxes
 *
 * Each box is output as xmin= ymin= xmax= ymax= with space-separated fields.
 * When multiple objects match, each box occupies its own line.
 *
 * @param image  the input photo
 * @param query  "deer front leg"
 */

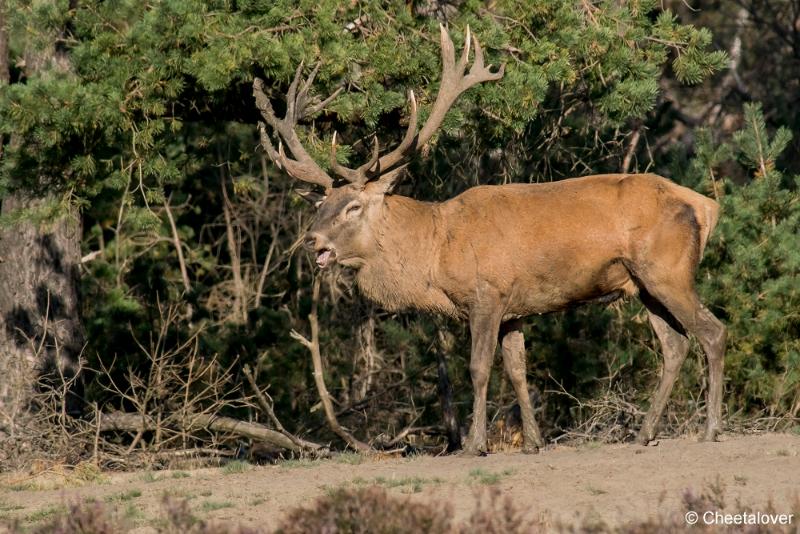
xmin=462 ymin=307 xmax=502 ymax=456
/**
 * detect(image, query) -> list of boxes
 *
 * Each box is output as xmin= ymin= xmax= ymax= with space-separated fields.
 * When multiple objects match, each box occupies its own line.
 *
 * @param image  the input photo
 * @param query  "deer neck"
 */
xmin=355 ymin=195 xmax=456 ymax=316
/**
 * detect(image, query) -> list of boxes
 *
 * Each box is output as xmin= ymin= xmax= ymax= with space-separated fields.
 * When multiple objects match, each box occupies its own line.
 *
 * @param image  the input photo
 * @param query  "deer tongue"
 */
xmin=316 ymin=249 xmax=332 ymax=268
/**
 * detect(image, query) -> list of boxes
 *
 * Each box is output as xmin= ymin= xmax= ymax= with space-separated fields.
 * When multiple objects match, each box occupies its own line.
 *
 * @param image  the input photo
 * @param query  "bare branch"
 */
xmin=242 ymin=364 xmax=324 ymax=453
xmin=293 ymin=277 xmax=372 ymax=452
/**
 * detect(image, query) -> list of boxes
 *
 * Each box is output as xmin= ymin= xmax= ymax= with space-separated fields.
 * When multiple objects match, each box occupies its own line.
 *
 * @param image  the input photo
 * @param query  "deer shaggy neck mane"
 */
xmin=355 ymin=195 xmax=458 ymax=317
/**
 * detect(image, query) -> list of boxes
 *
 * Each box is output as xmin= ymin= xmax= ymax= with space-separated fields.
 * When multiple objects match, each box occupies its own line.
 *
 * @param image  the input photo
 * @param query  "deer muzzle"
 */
xmin=305 ymin=234 xmax=336 ymax=269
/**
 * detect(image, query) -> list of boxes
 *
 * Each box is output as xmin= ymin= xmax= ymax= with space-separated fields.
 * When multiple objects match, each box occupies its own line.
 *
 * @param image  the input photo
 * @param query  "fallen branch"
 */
xmin=153 ymin=447 xmax=237 ymax=459
xmin=98 ymin=411 xmax=303 ymax=453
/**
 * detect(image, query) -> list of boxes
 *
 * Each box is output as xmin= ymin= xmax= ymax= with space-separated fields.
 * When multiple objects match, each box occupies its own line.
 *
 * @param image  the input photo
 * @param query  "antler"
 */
xmin=253 ymin=63 xmax=341 ymax=190
xmin=254 ymin=24 xmax=504 ymax=191
xmin=371 ymin=24 xmax=505 ymax=190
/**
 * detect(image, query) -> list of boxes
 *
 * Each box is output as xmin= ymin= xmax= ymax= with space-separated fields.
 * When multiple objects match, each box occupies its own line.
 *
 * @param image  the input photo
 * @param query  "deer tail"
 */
xmin=697 ymin=195 xmax=720 ymax=256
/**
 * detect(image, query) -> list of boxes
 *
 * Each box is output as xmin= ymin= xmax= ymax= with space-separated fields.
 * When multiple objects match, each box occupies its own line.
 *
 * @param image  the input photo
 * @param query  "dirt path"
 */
xmin=1 ymin=433 xmax=798 ymax=531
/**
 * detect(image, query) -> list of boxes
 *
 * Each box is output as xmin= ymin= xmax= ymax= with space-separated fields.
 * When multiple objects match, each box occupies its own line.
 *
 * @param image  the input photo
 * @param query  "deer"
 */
xmin=252 ymin=25 xmax=727 ymax=456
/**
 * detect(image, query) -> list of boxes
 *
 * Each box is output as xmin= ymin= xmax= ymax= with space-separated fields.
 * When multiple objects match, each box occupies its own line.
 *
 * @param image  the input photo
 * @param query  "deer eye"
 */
xmin=344 ymin=202 xmax=362 ymax=217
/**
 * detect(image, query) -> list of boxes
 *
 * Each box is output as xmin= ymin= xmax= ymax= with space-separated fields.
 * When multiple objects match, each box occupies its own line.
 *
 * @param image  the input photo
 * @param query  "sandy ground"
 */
xmin=1 ymin=433 xmax=798 ymax=531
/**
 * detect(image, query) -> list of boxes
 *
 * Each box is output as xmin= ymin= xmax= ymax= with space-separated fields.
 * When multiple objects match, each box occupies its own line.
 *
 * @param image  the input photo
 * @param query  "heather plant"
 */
xmin=5 ymin=483 xmax=796 ymax=534
xmin=275 ymin=486 xmax=452 ymax=534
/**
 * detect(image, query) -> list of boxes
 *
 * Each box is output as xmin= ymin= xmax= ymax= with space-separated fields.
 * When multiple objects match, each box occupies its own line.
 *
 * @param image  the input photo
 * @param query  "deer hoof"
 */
xmin=460 ymin=445 xmax=488 ymax=457
xmin=635 ymin=429 xmax=654 ymax=446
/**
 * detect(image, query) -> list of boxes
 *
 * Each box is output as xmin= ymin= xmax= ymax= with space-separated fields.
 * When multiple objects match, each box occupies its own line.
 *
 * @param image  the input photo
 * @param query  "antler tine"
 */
xmin=457 ymin=26 xmax=472 ymax=73
xmin=285 ymin=61 xmax=305 ymax=122
xmin=401 ymin=89 xmax=419 ymax=146
xmin=468 ymin=33 xmax=505 ymax=83
xmin=253 ymin=78 xmax=281 ymax=131
xmin=358 ymin=136 xmax=381 ymax=175
xmin=257 ymin=122 xmax=281 ymax=165
xmin=277 ymin=141 xmax=289 ymax=167
xmin=306 ymin=86 xmax=343 ymax=116
xmin=471 ymin=32 xmax=484 ymax=71
xmin=329 ymin=132 xmax=365 ymax=184
xmin=301 ymin=63 xmax=320 ymax=98
xmin=439 ymin=23 xmax=457 ymax=80
xmin=295 ymin=62 xmax=321 ymax=117
xmin=374 ymin=90 xmax=418 ymax=173
xmin=329 ymin=131 xmax=340 ymax=172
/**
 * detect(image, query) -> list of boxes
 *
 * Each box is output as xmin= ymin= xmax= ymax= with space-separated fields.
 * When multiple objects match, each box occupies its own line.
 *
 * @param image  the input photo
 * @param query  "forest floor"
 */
xmin=0 ymin=433 xmax=798 ymax=532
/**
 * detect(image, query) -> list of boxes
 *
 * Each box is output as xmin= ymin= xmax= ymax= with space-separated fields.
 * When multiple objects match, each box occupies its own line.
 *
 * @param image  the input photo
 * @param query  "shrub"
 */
xmin=274 ymin=486 xmax=452 ymax=534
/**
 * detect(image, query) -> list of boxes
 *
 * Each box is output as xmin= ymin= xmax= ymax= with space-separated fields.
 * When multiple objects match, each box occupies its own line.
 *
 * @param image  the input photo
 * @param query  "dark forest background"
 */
xmin=0 ymin=0 xmax=797 ymax=466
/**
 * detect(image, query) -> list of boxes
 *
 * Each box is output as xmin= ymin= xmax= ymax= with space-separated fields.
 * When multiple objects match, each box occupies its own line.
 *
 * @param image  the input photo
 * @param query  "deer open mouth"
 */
xmin=315 ymin=248 xmax=335 ymax=269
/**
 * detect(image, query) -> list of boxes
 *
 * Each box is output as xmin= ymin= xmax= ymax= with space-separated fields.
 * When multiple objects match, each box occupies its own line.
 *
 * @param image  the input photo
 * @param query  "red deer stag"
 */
xmin=252 ymin=25 xmax=726 ymax=455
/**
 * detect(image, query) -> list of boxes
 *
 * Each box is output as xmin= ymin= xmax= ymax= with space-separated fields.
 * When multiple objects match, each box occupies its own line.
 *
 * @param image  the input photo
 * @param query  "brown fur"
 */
xmin=321 ymin=174 xmax=720 ymax=319
xmin=307 ymin=172 xmax=727 ymax=454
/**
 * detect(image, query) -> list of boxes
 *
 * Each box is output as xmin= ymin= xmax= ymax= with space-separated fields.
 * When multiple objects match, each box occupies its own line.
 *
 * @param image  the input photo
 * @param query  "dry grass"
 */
xmin=1 ymin=461 xmax=107 ymax=492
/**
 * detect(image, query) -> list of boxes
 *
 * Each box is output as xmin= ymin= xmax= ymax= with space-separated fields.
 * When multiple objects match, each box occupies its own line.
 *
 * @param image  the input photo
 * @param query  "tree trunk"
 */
xmin=0 ymin=1 xmax=85 ymax=435
xmin=0 ymin=196 xmax=85 ymax=431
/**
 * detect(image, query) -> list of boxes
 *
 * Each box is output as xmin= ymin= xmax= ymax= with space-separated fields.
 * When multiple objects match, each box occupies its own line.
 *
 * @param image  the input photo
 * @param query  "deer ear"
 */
xmin=294 ymin=188 xmax=326 ymax=208
xmin=368 ymin=165 xmax=409 ymax=195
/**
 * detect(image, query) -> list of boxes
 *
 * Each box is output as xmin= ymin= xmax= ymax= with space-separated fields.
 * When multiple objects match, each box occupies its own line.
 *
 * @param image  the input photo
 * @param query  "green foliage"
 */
xmin=1 ymin=0 xmax=725 ymax=199
xmin=690 ymin=128 xmax=733 ymax=197
xmin=733 ymin=103 xmax=793 ymax=179
xmin=652 ymin=10 xmax=728 ymax=84
xmin=2 ymin=0 xmax=767 ymax=451
xmin=695 ymin=105 xmax=799 ymax=415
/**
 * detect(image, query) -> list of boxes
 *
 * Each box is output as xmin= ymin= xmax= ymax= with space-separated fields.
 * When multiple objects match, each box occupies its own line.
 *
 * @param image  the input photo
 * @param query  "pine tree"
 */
xmin=697 ymin=104 xmax=799 ymax=417
xmin=0 ymin=0 xmax=732 ymax=445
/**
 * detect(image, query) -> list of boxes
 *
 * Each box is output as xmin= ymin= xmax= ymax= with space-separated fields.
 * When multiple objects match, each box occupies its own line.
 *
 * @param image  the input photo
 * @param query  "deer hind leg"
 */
xmin=635 ymin=276 xmax=727 ymax=442
xmin=500 ymin=320 xmax=544 ymax=453
xmin=463 ymin=307 xmax=503 ymax=456
xmin=694 ymin=304 xmax=726 ymax=441
xmin=637 ymin=293 xmax=690 ymax=445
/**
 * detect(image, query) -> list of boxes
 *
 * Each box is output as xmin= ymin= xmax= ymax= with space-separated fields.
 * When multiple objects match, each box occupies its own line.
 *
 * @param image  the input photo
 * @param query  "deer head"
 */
xmin=253 ymin=25 xmax=504 ymax=270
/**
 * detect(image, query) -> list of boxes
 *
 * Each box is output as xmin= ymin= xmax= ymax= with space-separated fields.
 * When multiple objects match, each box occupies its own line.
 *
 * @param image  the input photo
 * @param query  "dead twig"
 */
xmin=291 ymin=276 xmax=372 ymax=452
xmin=163 ymin=194 xmax=192 ymax=300
xmin=621 ymin=126 xmax=642 ymax=173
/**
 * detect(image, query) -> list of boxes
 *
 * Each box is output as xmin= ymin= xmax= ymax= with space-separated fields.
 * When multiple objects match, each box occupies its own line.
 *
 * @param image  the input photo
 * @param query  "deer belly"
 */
xmin=510 ymin=258 xmax=636 ymax=315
